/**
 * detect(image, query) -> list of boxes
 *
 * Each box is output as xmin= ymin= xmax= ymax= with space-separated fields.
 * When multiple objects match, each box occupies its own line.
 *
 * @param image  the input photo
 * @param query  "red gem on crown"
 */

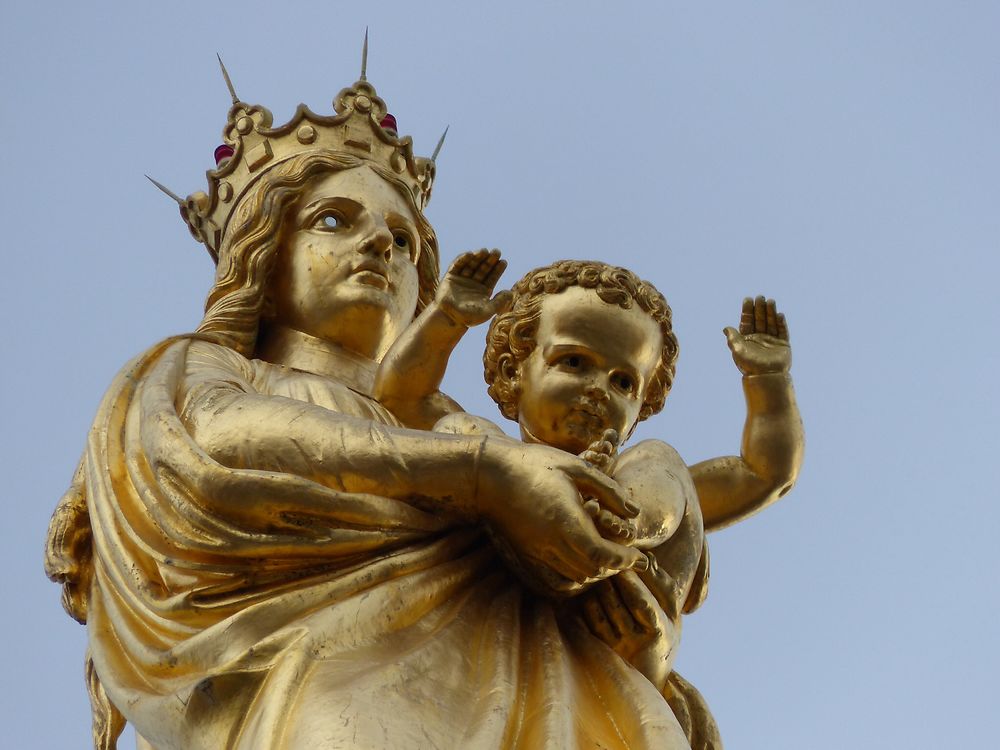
xmin=214 ymin=144 xmax=235 ymax=165
xmin=380 ymin=114 xmax=398 ymax=133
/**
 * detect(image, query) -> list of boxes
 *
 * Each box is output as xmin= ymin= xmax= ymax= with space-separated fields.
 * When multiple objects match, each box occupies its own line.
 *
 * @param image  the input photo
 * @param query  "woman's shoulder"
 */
xmin=184 ymin=337 xmax=249 ymax=364
xmin=179 ymin=336 xmax=258 ymax=392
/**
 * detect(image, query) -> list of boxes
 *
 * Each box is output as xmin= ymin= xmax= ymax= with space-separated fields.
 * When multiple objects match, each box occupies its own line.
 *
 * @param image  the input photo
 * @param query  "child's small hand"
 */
xmin=437 ymin=249 xmax=513 ymax=327
xmin=580 ymin=430 xmax=635 ymax=542
xmin=579 ymin=429 xmax=619 ymax=475
xmin=724 ymin=295 xmax=792 ymax=375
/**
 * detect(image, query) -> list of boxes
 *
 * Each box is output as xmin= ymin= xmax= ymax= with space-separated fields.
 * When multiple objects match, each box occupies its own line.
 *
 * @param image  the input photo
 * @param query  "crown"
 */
xmin=151 ymin=47 xmax=444 ymax=263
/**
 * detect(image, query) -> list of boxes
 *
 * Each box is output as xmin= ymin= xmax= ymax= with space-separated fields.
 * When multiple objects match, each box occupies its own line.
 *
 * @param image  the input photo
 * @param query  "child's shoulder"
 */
xmin=617 ymin=438 xmax=693 ymax=489
xmin=619 ymin=438 xmax=686 ymax=469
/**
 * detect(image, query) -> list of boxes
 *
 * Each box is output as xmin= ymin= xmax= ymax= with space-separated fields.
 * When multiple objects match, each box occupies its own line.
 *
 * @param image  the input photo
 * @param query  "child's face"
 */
xmin=515 ymin=286 xmax=663 ymax=454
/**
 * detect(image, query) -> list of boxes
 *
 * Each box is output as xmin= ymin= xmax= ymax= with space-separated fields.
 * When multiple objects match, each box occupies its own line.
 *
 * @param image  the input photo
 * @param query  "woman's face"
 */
xmin=267 ymin=166 xmax=421 ymax=357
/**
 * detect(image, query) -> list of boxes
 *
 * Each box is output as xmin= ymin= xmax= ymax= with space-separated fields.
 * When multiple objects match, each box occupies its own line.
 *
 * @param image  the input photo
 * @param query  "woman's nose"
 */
xmin=358 ymin=221 xmax=393 ymax=262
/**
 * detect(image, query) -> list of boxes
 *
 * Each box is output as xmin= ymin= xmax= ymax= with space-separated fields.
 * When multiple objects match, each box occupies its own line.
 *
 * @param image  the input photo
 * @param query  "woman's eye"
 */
xmin=316 ymin=214 xmax=342 ymax=230
xmin=393 ymin=232 xmax=410 ymax=249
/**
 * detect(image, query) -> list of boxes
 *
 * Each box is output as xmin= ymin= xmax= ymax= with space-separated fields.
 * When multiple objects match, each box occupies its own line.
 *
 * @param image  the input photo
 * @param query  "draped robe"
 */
xmin=57 ymin=337 xmax=693 ymax=750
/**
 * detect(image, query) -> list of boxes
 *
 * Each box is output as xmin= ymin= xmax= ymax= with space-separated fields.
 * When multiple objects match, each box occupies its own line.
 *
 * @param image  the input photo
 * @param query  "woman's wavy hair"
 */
xmin=196 ymin=151 xmax=440 ymax=357
xmin=484 ymin=260 xmax=679 ymax=425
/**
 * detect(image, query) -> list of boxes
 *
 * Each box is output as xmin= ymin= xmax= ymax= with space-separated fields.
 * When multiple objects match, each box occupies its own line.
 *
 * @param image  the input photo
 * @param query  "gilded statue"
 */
xmin=45 ymin=55 xmax=803 ymax=750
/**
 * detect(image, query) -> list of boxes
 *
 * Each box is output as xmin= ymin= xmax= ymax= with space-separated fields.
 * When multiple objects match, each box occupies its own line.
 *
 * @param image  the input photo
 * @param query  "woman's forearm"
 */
xmin=181 ymin=381 xmax=646 ymax=585
xmin=183 ymin=387 xmax=483 ymax=515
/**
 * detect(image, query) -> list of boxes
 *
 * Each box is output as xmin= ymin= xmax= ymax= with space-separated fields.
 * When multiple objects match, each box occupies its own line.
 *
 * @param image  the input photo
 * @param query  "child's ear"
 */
xmin=499 ymin=353 xmax=519 ymax=384
xmin=498 ymin=353 xmax=521 ymax=419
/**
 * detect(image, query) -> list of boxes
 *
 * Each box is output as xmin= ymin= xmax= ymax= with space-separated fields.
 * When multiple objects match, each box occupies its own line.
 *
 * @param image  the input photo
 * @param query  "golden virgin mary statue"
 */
xmin=45 ymin=55 xmax=803 ymax=750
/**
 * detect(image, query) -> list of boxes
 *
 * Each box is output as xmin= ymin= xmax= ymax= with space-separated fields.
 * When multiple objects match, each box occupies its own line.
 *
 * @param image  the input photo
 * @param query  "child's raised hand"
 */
xmin=436 ymin=249 xmax=513 ymax=327
xmin=723 ymin=295 xmax=792 ymax=375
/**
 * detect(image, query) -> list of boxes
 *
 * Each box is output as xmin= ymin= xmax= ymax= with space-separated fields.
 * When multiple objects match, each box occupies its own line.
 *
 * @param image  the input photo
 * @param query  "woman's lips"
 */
xmin=352 ymin=263 xmax=390 ymax=289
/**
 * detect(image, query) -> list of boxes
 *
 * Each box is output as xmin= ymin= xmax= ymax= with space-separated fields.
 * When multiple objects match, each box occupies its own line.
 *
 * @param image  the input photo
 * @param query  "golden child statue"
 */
xmin=376 ymin=253 xmax=803 ymax=746
xmin=45 ymin=53 xmax=803 ymax=750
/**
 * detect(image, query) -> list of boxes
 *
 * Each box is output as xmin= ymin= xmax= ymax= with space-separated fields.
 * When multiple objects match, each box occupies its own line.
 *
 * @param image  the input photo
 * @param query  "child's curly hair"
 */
xmin=484 ymin=260 xmax=679 ymax=424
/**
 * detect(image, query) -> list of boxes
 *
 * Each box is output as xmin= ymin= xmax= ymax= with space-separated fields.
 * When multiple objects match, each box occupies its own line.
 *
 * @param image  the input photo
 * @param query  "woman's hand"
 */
xmin=476 ymin=437 xmax=647 ymax=594
xmin=580 ymin=570 xmax=677 ymax=691
xmin=579 ymin=429 xmax=636 ymax=544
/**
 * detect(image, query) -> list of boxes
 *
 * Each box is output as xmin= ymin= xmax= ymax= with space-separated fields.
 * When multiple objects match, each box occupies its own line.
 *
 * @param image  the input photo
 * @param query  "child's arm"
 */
xmin=374 ymin=249 xmax=512 ymax=429
xmin=690 ymin=296 xmax=805 ymax=531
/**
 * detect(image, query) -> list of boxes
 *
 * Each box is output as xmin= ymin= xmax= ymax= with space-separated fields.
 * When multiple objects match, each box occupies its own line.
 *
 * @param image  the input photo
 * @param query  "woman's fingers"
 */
xmin=589 ymin=536 xmax=648 ymax=575
xmin=599 ymin=578 xmax=637 ymax=636
xmin=612 ymin=571 xmax=661 ymax=632
xmin=597 ymin=509 xmax=636 ymax=543
xmin=583 ymin=593 xmax=619 ymax=643
xmin=568 ymin=462 xmax=638 ymax=517
xmin=517 ymin=541 xmax=595 ymax=586
xmin=550 ymin=515 xmax=646 ymax=582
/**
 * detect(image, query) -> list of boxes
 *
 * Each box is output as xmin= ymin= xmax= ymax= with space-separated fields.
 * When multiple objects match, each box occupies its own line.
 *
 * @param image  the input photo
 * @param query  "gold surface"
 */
xmin=45 ymin=67 xmax=802 ymax=750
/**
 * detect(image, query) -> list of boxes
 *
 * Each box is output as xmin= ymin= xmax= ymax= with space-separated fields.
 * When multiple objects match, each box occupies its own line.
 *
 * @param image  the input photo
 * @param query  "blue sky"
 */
xmin=3 ymin=1 xmax=998 ymax=747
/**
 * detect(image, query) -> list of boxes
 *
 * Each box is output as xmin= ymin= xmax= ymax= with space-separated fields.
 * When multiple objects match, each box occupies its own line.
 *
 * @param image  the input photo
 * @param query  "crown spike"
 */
xmin=360 ymin=28 xmax=369 ymax=81
xmin=145 ymin=175 xmax=184 ymax=206
xmin=431 ymin=125 xmax=449 ymax=162
xmin=217 ymin=53 xmax=239 ymax=105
